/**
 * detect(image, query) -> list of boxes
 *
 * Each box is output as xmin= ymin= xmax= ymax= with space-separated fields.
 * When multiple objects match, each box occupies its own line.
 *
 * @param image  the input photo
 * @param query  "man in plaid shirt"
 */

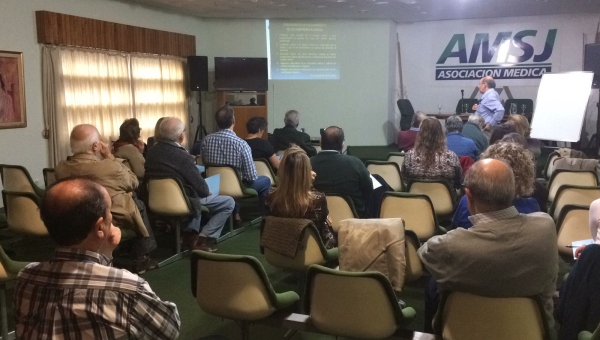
xmin=15 ymin=177 xmax=180 ymax=339
xmin=201 ymin=105 xmax=271 ymax=213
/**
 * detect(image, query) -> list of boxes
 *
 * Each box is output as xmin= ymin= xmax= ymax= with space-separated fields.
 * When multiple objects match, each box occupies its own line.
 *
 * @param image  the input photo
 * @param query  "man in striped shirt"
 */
xmin=201 ymin=105 xmax=271 ymax=214
xmin=15 ymin=177 xmax=180 ymax=339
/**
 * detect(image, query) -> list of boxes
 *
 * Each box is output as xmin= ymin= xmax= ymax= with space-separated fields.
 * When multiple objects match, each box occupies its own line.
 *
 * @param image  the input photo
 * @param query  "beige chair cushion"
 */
xmin=310 ymin=274 xmax=397 ymax=339
xmin=196 ymin=260 xmax=275 ymax=321
xmin=557 ymin=208 xmax=590 ymax=256
xmin=2 ymin=167 xmax=36 ymax=194
xmin=442 ymin=292 xmax=545 ymax=340
xmin=206 ymin=167 xmax=245 ymax=199
xmin=549 ymin=172 xmax=598 ymax=202
xmin=264 ymin=229 xmax=326 ymax=271
xmin=325 ymin=196 xmax=355 ymax=232
xmin=367 ymin=164 xmax=403 ymax=192
xmin=148 ymin=178 xmax=191 ymax=216
xmin=254 ymin=160 xmax=276 ymax=186
xmin=409 ymin=182 xmax=454 ymax=216
xmin=553 ymin=187 xmax=600 ymax=221
xmin=338 ymin=218 xmax=406 ymax=291
xmin=380 ymin=195 xmax=436 ymax=240
xmin=388 ymin=155 xmax=405 ymax=170
xmin=5 ymin=195 xmax=48 ymax=236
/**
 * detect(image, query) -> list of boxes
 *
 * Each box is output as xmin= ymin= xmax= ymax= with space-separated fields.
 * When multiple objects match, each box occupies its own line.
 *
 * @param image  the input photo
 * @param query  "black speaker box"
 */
xmin=187 ymin=56 xmax=208 ymax=91
xmin=584 ymin=44 xmax=600 ymax=89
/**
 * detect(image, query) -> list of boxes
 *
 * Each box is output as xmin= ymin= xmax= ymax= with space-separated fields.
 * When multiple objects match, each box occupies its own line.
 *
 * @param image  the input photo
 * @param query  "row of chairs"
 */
xmin=193 ymin=250 xmax=552 ymax=340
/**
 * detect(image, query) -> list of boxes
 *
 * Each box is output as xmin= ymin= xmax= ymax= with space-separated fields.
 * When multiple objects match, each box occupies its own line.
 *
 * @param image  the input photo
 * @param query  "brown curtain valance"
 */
xmin=36 ymin=11 xmax=196 ymax=58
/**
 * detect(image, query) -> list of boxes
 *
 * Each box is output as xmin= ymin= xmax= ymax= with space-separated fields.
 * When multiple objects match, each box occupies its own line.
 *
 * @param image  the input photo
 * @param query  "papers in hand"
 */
xmin=370 ymin=175 xmax=382 ymax=189
xmin=572 ymin=239 xmax=594 ymax=259
xmin=204 ymin=174 xmax=220 ymax=201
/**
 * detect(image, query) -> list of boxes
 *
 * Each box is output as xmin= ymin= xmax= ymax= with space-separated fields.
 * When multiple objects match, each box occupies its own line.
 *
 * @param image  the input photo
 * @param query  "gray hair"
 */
xmin=445 ymin=115 xmax=463 ymax=133
xmin=284 ymin=110 xmax=299 ymax=127
xmin=70 ymin=124 xmax=100 ymax=154
xmin=159 ymin=117 xmax=185 ymax=143
xmin=464 ymin=159 xmax=515 ymax=209
xmin=481 ymin=76 xmax=496 ymax=89
xmin=412 ymin=111 xmax=427 ymax=128
xmin=468 ymin=114 xmax=485 ymax=129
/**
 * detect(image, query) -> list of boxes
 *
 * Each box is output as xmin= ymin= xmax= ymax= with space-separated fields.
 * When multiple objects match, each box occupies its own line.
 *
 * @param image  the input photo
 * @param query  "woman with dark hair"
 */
xmin=113 ymin=118 xmax=146 ymax=178
xmin=401 ymin=117 xmax=462 ymax=188
xmin=266 ymin=146 xmax=336 ymax=248
xmin=489 ymin=122 xmax=517 ymax=145
xmin=245 ymin=116 xmax=280 ymax=170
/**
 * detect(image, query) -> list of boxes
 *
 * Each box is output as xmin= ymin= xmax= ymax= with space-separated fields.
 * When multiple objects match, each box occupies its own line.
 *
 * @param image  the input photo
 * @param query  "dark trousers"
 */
xmin=364 ymin=174 xmax=392 ymax=218
xmin=557 ymin=244 xmax=600 ymax=340
xmin=131 ymin=197 xmax=157 ymax=258
xmin=424 ymin=276 xmax=440 ymax=334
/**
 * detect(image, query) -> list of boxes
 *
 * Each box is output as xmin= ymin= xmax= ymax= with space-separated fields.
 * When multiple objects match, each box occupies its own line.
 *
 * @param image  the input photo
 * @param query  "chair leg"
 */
xmin=0 ymin=287 xmax=8 ymax=340
xmin=240 ymin=321 xmax=250 ymax=340
xmin=157 ymin=220 xmax=189 ymax=268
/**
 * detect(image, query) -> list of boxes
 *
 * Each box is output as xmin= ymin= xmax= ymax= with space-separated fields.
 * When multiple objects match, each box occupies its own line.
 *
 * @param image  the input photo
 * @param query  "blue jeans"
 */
xmin=245 ymin=176 xmax=271 ymax=214
xmin=186 ymin=195 xmax=234 ymax=239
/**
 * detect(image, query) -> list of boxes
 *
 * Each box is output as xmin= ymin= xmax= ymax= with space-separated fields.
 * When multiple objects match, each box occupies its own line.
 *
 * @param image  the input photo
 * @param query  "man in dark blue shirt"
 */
xmin=445 ymin=115 xmax=479 ymax=161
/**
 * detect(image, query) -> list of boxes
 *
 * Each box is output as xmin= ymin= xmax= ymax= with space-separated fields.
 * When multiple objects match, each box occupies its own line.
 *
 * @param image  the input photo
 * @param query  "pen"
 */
xmin=566 ymin=245 xmax=577 ymax=248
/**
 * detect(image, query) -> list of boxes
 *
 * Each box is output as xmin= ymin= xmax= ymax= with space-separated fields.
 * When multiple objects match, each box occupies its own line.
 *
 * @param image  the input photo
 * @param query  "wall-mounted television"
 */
xmin=214 ymin=57 xmax=268 ymax=91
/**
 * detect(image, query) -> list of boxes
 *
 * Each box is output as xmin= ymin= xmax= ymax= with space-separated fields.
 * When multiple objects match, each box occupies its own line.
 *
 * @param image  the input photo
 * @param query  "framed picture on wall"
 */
xmin=0 ymin=50 xmax=26 ymax=129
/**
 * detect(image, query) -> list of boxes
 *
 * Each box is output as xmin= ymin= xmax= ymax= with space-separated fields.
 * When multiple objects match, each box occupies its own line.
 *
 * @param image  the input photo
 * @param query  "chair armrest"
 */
xmin=274 ymin=291 xmax=300 ymax=310
xmin=324 ymin=247 xmax=339 ymax=262
xmin=401 ymin=307 xmax=416 ymax=320
xmin=578 ymin=331 xmax=593 ymax=340
xmin=243 ymin=188 xmax=258 ymax=197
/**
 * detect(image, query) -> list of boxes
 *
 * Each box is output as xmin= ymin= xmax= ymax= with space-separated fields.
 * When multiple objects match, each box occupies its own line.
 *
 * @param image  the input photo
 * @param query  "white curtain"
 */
xmin=131 ymin=56 xmax=188 ymax=144
xmin=42 ymin=46 xmax=188 ymax=165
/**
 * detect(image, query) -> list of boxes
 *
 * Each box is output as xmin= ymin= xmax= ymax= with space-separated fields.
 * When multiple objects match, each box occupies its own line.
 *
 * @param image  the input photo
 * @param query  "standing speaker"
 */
xmin=187 ymin=56 xmax=208 ymax=91
xmin=584 ymin=44 xmax=600 ymax=89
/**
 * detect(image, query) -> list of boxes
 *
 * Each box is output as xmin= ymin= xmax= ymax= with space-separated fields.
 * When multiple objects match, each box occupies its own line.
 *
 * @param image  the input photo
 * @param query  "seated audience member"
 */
xmin=267 ymin=146 xmax=336 ymax=248
xmin=500 ymin=132 xmax=528 ymax=147
xmin=245 ymin=116 xmax=280 ymax=170
xmin=419 ymin=159 xmax=558 ymax=333
xmin=311 ymin=126 xmax=373 ymax=217
xmin=508 ymin=114 xmax=542 ymax=160
xmin=461 ymin=114 xmax=489 ymax=153
xmin=558 ymin=244 xmax=600 ymax=340
xmin=146 ymin=117 xmax=164 ymax=149
xmin=452 ymin=142 xmax=540 ymax=229
xmin=15 ymin=178 xmax=180 ymax=339
xmin=248 ymin=97 xmax=257 ymax=106
xmin=401 ymin=117 xmax=462 ymax=188
xmin=489 ymin=122 xmax=517 ymax=145
xmin=201 ymin=105 xmax=271 ymax=213
xmin=146 ymin=118 xmax=234 ymax=252
xmin=445 ymin=115 xmax=479 ymax=160
xmin=113 ymin=118 xmax=145 ymax=178
xmin=397 ymin=111 xmax=426 ymax=152
xmin=271 ymin=110 xmax=317 ymax=156
xmin=571 ymin=198 xmax=600 ymax=258
xmin=55 ymin=124 xmax=157 ymax=273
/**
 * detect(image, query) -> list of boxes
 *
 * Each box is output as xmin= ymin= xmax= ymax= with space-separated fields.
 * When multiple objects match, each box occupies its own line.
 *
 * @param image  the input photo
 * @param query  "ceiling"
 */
xmin=117 ymin=0 xmax=600 ymax=22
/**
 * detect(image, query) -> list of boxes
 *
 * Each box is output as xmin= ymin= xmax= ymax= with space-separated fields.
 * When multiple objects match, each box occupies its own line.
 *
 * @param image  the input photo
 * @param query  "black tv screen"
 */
xmin=214 ymin=57 xmax=268 ymax=91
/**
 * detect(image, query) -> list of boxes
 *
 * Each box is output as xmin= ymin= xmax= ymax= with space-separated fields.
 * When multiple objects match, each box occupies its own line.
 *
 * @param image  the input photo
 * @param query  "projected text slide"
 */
xmin=269 ymin=22 xmax=339 ymax=80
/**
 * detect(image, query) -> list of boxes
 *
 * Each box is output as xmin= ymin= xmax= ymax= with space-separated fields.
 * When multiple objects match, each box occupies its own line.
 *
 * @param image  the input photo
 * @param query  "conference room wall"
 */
xmin=202 ymin=19 xmax=397 ymax=146
xmin=397 ymin=13 xmax=599 ymax=144
xmin=0 ymin=0 xmax=207 ymax=192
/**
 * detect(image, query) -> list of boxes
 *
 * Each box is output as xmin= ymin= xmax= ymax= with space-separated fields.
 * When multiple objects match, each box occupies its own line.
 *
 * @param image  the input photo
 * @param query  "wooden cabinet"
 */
xmin=216 ymin=91 xmax=268 ymax=140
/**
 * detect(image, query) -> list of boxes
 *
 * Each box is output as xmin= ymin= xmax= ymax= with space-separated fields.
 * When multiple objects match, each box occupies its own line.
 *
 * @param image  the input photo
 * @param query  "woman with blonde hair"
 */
xmin=451 ymin=142 xmax=540 ymax=229
xmin=401 ymin=117 xmax=462 ymax=188
xmin=266 ymin=146 xmax=336 ymax=248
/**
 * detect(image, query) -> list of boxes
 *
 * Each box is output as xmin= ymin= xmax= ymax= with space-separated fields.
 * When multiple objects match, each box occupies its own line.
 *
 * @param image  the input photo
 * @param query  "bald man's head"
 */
xmin=159 ymin=117 xmax=185 ymax=143
xmin=464 ymin=159 xmax=515 ymax=211
xmin=70 ymin=124 xmax=100 ymax=154
xmin=41 ymin=177 xmax=110 ymax=246
xmin=321 ymin=126 xmax=345 ymax=152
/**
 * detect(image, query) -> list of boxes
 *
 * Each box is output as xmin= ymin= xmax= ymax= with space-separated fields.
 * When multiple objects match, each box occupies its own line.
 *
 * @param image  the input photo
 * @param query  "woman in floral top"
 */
xmin=401 ymin=117 xmax=462 ymax=188
xmin=266 ymin=146 xmax=336 ymax=248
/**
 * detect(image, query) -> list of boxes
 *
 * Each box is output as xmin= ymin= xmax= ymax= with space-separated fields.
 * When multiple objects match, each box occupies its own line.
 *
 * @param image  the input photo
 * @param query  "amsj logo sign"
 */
xmin=435 ymin=29 xmax=557 ymax=81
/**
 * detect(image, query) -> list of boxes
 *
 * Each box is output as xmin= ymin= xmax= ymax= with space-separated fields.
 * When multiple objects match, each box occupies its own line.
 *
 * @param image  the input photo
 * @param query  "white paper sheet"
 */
xmin=572 ymin=238 xmax=594 ymax=259
xmin=371 ymin=175 xmax=382 ymax=189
